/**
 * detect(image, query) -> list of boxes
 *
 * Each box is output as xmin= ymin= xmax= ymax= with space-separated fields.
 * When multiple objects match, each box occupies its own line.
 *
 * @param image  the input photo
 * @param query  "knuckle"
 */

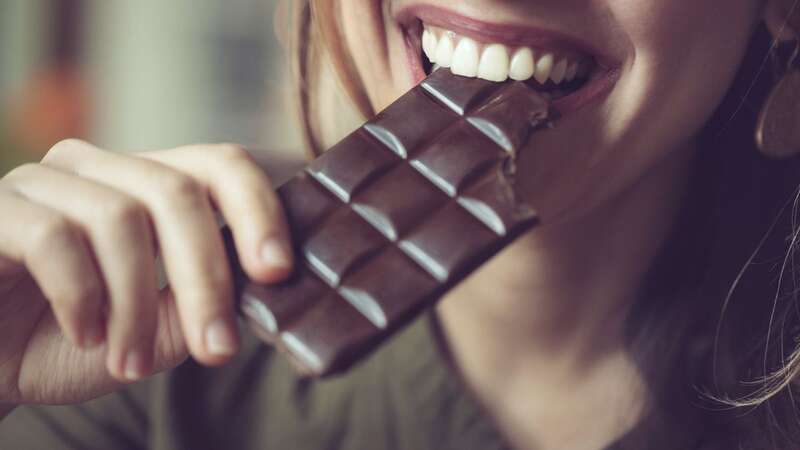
xmin=30 ymin=215 xmax=79 ymax=251
xmin=44 ymin=138 xmax=89 ymax=161
xmin=159 ymin=172 xmax=204 ymax=203
xmin=103 ymin=197 xmax=148 ymax=228
xmin=215 ymin=143 xmax=251 ymax=162
xmin=2 ymin=163 xmax=39 ymax=182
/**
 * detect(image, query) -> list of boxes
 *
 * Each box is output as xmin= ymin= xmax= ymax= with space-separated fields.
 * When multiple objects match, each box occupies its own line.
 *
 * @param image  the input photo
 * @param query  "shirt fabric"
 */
xmin=0 ymin=313 xmax=712 ymax=450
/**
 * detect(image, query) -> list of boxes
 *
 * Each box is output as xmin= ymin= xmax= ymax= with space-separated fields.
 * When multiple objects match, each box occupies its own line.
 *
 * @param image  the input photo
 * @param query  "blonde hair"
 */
xmin=289 ymin=0 xmax=370 ymax=158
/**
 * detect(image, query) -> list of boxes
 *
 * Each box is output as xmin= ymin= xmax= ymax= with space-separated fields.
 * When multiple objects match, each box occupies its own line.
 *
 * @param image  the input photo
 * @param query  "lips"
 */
xmin=395 ymin=5 xmax=621 ymax=115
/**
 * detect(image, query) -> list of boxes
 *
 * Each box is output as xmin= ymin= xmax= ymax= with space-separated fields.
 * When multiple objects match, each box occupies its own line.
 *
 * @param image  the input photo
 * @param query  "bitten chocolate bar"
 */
xmin=227 ymin=69 xmax=553 ymax=377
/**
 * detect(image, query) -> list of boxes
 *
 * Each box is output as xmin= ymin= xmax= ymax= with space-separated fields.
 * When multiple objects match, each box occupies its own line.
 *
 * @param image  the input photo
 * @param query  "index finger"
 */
xmin=141 ymin=144 xmax=295 ymax=284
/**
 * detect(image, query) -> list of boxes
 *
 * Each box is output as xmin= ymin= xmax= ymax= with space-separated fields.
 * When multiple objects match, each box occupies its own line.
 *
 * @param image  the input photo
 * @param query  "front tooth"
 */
xmin=534 ymin=53 xmax=554 ymax=84
xmin=451 ymin=37 xmax=480 ymax=77
xmin=508 ymin=47 xmax=534 ymax=81
xmin=550 ymin=58 xmax=568 ymax=84
xmin=435 ymin=33 xmax=455 ymax=67
xmin=478 ymin=44 xmax=509 ymax=82
xmin=422 ymin=29 xmax=438 ymax=62
xmin=564 ymin=61 xmax=578 ymax=82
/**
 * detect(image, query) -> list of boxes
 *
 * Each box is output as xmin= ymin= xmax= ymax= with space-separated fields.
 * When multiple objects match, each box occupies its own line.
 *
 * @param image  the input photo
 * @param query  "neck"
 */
xmin=434 ymin=145 xmax=697 ymax=450
xmin=437 ymin=145 xmax=696 ymax=383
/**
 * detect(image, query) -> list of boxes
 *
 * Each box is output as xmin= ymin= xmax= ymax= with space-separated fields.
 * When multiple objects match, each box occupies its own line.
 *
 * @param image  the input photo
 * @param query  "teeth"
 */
xmin=434 ymin=33 xmax=455 ymax=67
xmin=564 ymin=61 xmax=578 ymax=82
xmin=508 ymin=47 xmax=534 ymax=81
xmin=451 ymin=37 xmax=480 ymax=77
xmin=422 ymin=29 xmax=438 ymax=61
xmin=550 ymin=58 xmax=568 ymax=84
xmin=478 ymin=44 xmax=509 ymax=82
xmin=423 ymin=25 xmax=591 ymax=86
xmin=533 ymin=53 xmax=554 ymax=85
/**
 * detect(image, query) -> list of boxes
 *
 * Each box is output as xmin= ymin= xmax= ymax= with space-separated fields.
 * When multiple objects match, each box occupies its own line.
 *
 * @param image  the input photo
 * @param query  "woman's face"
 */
xmin=337 ymin=0 xmax=765 ymax=223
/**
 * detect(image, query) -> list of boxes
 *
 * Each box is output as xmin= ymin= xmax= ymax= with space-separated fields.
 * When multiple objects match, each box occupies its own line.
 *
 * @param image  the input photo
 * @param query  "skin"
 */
xmin=0 ymin=0 xmax=794 ymax=448
xmin=0 ymin=142 xmax=294 ymax=407
xmin=337 ymin=0 xmax=794 ymax=448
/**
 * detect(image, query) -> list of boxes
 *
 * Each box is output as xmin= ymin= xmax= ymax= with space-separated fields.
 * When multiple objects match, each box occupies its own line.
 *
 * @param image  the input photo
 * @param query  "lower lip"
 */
xmin=551 ymin=68 xmax=619 ymax=115
xmin=401 ymin=25 xmax=619 ymax=117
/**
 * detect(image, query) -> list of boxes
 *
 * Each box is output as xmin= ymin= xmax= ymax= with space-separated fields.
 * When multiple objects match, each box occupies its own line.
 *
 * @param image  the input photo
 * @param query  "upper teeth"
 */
xmin=422 ymin=26 xmax=589 ymax=84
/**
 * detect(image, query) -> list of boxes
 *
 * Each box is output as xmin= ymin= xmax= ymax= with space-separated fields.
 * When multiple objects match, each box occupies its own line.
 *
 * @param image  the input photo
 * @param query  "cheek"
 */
xmin=515 ymin=0 xmax=762 ymax=223
xmin=609 ymin=0 xmax=761 ymax=178
xmin=339 ymin=0 xmax=406 ymax=111
xmin=616 ymin=0 xmax=759 ymax=137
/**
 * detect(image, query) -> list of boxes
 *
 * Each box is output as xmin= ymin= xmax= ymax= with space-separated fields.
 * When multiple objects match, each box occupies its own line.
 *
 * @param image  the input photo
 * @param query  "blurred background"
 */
xmin=0 ymin=0 xmax=302 ymax=175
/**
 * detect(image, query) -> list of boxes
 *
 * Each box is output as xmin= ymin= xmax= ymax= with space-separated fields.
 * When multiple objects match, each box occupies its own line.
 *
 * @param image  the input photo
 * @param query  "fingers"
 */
xmin=142 ymin=144 xmax=294 ymax=283
xmin=4 ymin=163 xmax=159 ymax=381
xmin=4 ymin=139 xmax=291 ymax=379
xmin=0 ymin=186 xmax=105 ymax=348
xmin=44 ymin=140 xmax=240 ymax=366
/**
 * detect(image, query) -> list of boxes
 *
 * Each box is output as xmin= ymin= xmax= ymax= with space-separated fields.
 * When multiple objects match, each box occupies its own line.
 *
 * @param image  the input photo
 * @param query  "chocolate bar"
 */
xmin=229 ymin=69 xmax=553 ymax=377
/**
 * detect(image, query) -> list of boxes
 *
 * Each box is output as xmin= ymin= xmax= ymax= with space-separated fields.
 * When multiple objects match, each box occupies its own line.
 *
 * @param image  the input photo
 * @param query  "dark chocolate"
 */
xmin=228 ymin=69 xmax=552 ymax=377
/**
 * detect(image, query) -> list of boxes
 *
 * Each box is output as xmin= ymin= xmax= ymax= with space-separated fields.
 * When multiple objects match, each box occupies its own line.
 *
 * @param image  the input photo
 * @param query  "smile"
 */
xmin=396 ymin=5 xmax=621 ymax=114
xmin=422 ymin=25 xmax=591 ymax=95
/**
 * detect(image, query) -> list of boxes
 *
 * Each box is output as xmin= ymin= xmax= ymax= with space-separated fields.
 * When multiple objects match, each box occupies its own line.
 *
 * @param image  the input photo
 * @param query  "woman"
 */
xmin=1 ymin=0 xmax=799 ymax=448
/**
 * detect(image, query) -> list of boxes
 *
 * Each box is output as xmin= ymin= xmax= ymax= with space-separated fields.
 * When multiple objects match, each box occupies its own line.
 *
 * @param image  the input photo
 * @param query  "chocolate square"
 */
xmin=302 ymin=209 xmax=386 ymax=286
xmin=410 ymin=121 xmax=505 ymax=197
xmin=306 ymin=130 xmax=398 ymax=202
xmin=339 ymin=246 xmax=440 ymax=329
xmin=351 ymin=164 xmax=449 ymax=241
xmin=399 ymin=202 xmax=498 ymax=283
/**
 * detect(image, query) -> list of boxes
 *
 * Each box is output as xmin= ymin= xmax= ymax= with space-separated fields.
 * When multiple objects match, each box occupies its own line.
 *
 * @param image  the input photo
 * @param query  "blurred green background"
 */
xmin=0 ymin=0 xmax=301 ymax=176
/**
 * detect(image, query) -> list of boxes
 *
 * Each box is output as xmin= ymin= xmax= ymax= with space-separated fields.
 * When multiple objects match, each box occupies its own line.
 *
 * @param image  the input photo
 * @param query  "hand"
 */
xmin=0 ymin=140 xmax=293 ymax=406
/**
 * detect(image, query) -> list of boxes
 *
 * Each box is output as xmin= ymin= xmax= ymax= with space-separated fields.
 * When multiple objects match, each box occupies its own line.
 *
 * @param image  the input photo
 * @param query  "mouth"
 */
xmin=396 ymin=6 xmax=621 ymax=115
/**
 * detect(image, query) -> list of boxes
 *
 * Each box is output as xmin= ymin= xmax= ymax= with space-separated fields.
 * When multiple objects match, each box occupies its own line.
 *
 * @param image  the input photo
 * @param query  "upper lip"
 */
xmin=394 ymin=4 xmax=620 ymax=71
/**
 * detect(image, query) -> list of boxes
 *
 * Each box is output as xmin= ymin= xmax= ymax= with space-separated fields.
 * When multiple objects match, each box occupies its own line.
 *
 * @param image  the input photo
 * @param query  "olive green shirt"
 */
xmin=0 ymin=314 xmax=711 ymax=450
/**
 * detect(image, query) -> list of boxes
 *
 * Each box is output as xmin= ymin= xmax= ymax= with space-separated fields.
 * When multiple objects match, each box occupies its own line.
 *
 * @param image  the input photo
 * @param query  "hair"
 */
xmin=287 ymin=1 xmax=800 ymax=448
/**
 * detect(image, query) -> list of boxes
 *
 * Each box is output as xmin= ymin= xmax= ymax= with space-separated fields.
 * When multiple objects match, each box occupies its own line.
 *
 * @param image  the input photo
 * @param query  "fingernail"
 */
xmin=123 ymin=350 xmax=146 ymax=381
xmin=205 ymin=318 xmax=238 ymax=356
xmin=260 ymin=238 xmax=292 ymax=269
